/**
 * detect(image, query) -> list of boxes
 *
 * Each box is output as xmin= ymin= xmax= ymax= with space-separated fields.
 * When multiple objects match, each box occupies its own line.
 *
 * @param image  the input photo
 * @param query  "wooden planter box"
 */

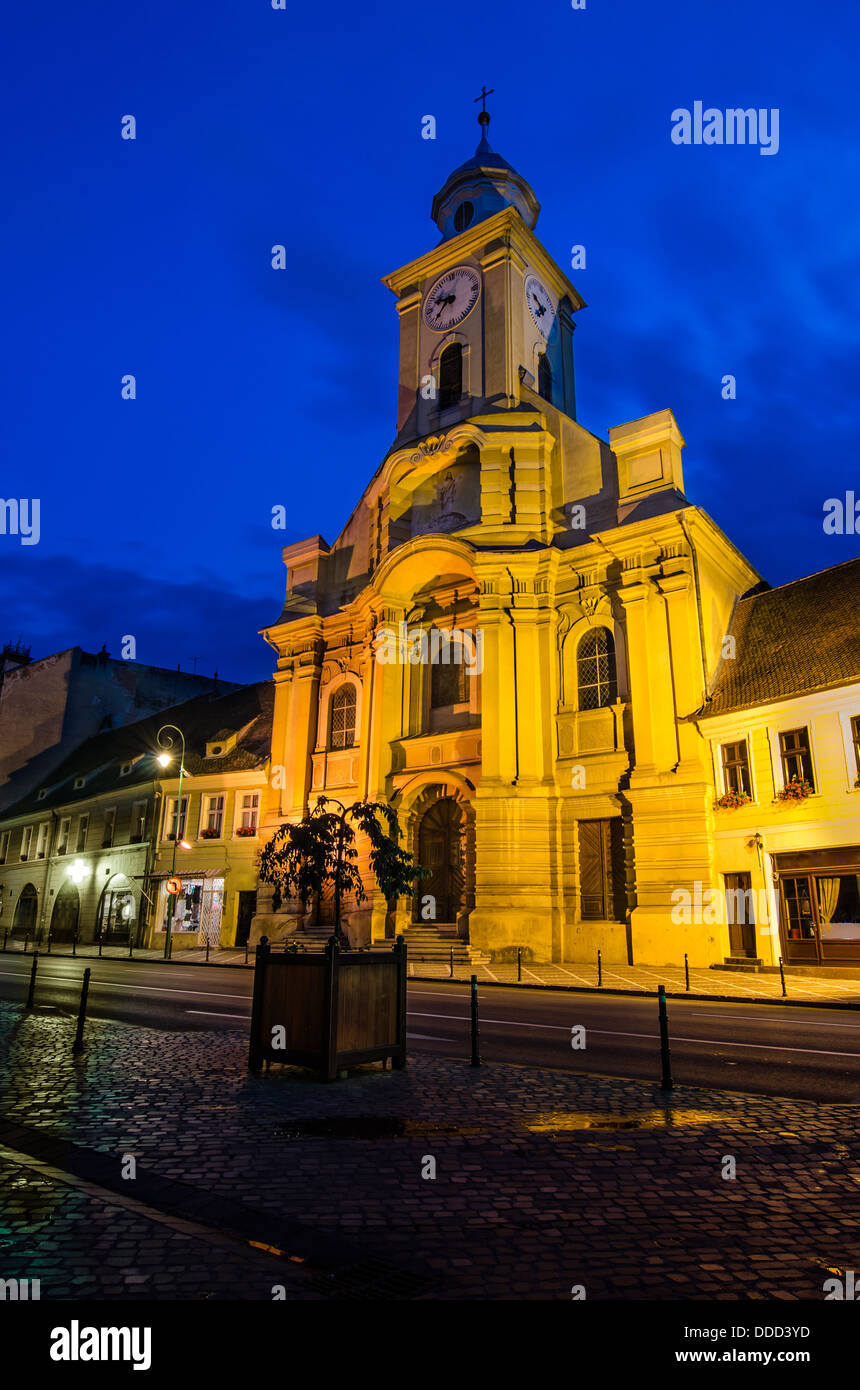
xmin=248 ymin=936 xmax=407 ymax=1081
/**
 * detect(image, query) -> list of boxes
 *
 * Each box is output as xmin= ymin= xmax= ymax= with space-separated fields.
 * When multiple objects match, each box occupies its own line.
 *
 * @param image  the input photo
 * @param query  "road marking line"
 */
xmin=185 ymin=1010 xmax=249 ymax=1019
xmin=0 ymin=970 xmax=250 ymax=1001
xmin=689 ymin=1012 xmax=860 ymax=1029
xmin=406 ymin=1012 xmax=860 ymax=1058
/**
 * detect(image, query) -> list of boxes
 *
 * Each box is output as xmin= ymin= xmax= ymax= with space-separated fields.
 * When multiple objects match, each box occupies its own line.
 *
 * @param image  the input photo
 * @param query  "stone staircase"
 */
xmin=293 ymin=922 xmax=489 ymax=964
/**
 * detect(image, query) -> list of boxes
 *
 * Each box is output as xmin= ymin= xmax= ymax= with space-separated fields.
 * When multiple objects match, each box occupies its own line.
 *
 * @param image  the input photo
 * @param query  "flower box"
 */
xmin=715 ymin=790 xmax=751 ymax=810
xmin=200 ymin=828 xmax=220 ymax=840
xmin=775 ymin=778 xmax=812 ymax=803
xmin=235 ymin=826 xmax=256 ymax=838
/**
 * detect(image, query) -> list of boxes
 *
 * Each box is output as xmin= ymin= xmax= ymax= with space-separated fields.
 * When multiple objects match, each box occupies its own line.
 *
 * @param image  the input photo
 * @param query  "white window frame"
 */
xmin=57 ymin=817 xmax=71 ymax=855
xmin=131 ymin=800 xmax=148 ymax=842
xmin=837 ymin=709 xmax=860 ymax=791
xmin=715 ymin=736 xmax=755 ymax=801
xmin=235 ymin=791 xmax=260 ymax=835
xmin=164 ymin=795 xmax=189 ymax=842
xmin=0 ymin=830 xmax=9 ymax=865
xmin=768 ymin=723 xmax=818 ymax=794
xmin=20 ymin=825 xmax=33 ymax=861
xmin=102 ymin=806 xmax=117 ymax=848
xmin=200 ymin=794 xmax=225 ymax=839
xmin=76 ymin=813 xmax=89 ymax=854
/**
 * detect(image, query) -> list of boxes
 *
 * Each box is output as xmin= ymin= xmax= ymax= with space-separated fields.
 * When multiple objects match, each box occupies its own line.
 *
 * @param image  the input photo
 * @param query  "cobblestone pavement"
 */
xmin=0 ymin=1000 xmax=858 ymax=1300
xmin=3 ymin=937 xmax=859 ymax=1004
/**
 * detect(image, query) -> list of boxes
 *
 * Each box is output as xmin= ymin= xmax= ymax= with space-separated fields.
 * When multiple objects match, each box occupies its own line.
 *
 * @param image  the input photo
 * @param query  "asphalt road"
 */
xmin=1 ymin=953 xmax=859 ymax=1102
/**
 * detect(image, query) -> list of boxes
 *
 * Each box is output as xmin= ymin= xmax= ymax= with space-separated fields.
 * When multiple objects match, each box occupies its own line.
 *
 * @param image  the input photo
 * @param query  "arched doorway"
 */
xmin=51 ymin=879 xmax=80 ymax=941
xmin=97 ymin=874 xmax=137 ymax=942
xmin=12 ymin=883 xmax=38 ymax=937
xmin=415 ymin=796 xmax=463 ymax=924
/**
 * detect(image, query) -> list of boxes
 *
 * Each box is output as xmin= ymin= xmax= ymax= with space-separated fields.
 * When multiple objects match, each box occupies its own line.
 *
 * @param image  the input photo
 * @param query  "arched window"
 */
xmin=438 ymin=343 xmax=463 ymax=409
xmin=577 ymin=628 xmax=618 ymax=710
xmin=329 ymin=685 xmax=357 ymax=750
xmin=537 ymin=353 xmax=552 ymax=403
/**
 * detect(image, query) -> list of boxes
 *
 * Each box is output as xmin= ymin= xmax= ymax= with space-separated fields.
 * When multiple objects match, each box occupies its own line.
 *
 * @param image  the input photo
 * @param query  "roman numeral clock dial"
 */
xmin=422 ymin=266 xmax=481 ymax=331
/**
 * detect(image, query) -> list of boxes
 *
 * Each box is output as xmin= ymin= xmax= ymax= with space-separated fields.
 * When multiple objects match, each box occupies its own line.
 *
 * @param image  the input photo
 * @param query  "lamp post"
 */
xmin=156 ymin=724 xmax=187 ymax=961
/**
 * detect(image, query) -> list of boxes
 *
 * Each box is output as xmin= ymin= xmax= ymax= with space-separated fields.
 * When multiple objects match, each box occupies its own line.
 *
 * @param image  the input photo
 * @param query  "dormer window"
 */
xmin=120 ymin=762 xmax=133 ymax=777
xmin=37 ymin=789 xmax=47 ymax=801
xmin=74 ymin=777 xmax=86 ymax=790
xmin=205 ymin=733 xmax=237 ymax=758
xmin=438 ymin=343 xmax=463 ymax=410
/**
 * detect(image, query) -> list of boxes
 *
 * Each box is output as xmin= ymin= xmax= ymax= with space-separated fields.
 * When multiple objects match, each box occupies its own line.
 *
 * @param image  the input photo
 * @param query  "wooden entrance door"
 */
xmin=51 ymin=881 xmax=80 ymax=941
xmin=725 ymin=873 xmax=757 ymax=957
xmin=416 ymin=798 xmax=463 ymax=924
xmin=236 ymin=891 xmax=257 ymax=947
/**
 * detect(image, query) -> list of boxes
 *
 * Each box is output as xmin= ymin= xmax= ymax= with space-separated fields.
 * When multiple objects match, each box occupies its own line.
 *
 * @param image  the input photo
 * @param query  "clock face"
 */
xmin=422 ymin=266 xmax=481 ymax=332
xmin=525 ymin=274 xmax=555 ymax=339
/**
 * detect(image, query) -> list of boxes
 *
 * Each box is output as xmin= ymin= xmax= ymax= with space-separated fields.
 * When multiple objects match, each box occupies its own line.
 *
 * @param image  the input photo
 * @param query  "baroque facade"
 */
xmin=253 ymin=110 xmax=858 ymax=969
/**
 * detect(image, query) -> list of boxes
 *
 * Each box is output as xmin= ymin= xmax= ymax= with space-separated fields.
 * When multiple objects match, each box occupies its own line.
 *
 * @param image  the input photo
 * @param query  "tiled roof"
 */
xmin=1 ymin=682 xmax=273 ymax=819
xmin=705 ymin=557 xmax=860 ymax=716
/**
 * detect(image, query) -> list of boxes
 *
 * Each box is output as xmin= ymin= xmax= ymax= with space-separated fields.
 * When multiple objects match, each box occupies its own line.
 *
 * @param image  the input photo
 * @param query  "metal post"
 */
xmin=244 ymin=938 xmax=249 ymax=965
xmin=779 ymin=955 xmax=787 ymax=998
xmin=72 ymin=930 xmax=77 ymax=958
xmin=205 ymin=935 xmax=210 ymax=962
xmin=450 ymin=946 xmax=454 ymax=978
xmin=98 ymin=932 xmax=103 ymax=958
xmin=128 ymin=930 xmax=133 ymax=958
xmin=657 ymin=984 xmax=673 ymax=1091
xmin=166 ymin=931 xmax=173 ymax=960
xmin=2 ymin=929 xmax=6 ymax=952
xmin=72 ymin=968 xmax=91 ymax=1055
xmin=25 ymin=951 xmax=39 ymax=1009
xmin=47 ymin=930 xmax=52 ymax=955
xmin=470 ymin=974 xmax=480 ymax=1067
xmin=684 ymin=952 xmax=690 ymax=991
xmin=597 ymin=949 xmax=602 ymax=987
xmin=24 ymin=930 xmax=29 ymax=954
xmin=517 ymin=946 xmax=522 ymax=982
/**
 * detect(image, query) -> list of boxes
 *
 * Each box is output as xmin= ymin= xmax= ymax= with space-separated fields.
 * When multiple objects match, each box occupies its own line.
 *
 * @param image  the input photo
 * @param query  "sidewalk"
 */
xmin=4 ymin=937 xmax=859 ymax=1005
xmin=0 ymin=999 xmax=857 ymax=1300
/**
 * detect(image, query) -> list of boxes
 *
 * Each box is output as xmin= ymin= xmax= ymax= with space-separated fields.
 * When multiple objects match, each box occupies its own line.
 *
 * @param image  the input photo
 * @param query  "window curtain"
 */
xmin=816 ymin=877 xmax=841 ymax=923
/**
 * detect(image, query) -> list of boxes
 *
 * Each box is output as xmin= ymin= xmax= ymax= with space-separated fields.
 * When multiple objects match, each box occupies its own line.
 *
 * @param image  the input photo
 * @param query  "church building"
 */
xmin=253 ymin=106 xmax=782 ymax=968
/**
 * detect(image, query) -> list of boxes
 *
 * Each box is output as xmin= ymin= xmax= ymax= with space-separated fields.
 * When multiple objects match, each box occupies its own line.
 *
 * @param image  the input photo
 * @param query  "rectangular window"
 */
xmin=0 ymin=830 xmax=9 ymax=865
xmin=166 ymin=797 xmax=188 ymax=841
xmin=57 ymin=817 xmax=71 ymax=855
xmin=76 ymin=814 xmax=89 ymax=854
xmin=779 ymin=727 xmax=814 ymax=790
xmin=721 ymin=741 xmax=751 ymax=797
xmin=852 ymin=715 xmax=860 ymax=781
xmin=35 ymin=823 xmax=49 ymax=859
xmin=102 ymin=807 xmax=116 ymax=848
xmin=202 ymin=795 xmax=224 ymax=837
xmin=20 ymin=825 xmax=33 ymax=861
xmin=131 ymin=800 xmax=147 ymax=843
xmin=238 ymin=793 xmax=259 ymax=833
xmin=578 ymin=818 xmax=626 ymax=921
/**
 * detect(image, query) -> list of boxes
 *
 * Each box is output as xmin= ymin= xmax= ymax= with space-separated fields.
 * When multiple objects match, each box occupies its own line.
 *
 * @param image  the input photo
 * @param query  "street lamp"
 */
xmin=156 ymin=723 xmax=188 ymax=960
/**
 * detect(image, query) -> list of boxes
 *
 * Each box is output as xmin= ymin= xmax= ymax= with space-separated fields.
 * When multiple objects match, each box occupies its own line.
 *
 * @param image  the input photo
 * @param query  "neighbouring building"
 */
xmin=697 ymin=558 xmax=860 ymax=971
xmin=251 ymin=106 xmax=794 ymax=967
xmin=0 ymin=683 xmax=271 ymax=950
xmin=0 ymin=644 xmax=231 ymax=812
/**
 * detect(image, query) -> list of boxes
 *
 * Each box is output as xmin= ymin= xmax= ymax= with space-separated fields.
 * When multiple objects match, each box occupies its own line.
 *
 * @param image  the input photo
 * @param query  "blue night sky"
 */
xmin=2 ymin=0 xmax=859 ymax=683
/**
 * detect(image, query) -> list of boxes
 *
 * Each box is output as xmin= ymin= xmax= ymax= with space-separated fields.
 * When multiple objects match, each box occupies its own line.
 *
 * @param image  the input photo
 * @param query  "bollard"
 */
xmin=244 ymin=938 xmax=249 ymax=965
xmin=470 ymin=974 xmax=480 ymax=1067
xmin=779 ymin=955 xmax=787 ymax=998
xmin=128 ymin=930 xmax=133 ymax=958
xmin=98 ymin=933 xmax=103 ymax=958
xmin=597 ymin=949 xmax=602 ymax=987
xmin=24 ymin=931 xmax=30 ymax=955
xmin=3 ymin=929 xmax=7 ymax=952
xmin=657 ymin=984 xmax=673 ymax=1091
xmin=25 ymin=951 xmax=39 ymax=1010
xmin=47 ymin=930 xmax=52 ymax=955
xmin=72 ymin=968 xmax=91 ymax=1055
xmin=517 ymin=946 xmax=522 ymax=982
xmin=684 ymin=952 xmax=690 ymax=991
xmin=450 ymin=946 xmax=454 ymax=979
xmin=205 ymin=935 xmax=210 ymax=962
xmin=72 ymin=930 xmax=77 ymax=958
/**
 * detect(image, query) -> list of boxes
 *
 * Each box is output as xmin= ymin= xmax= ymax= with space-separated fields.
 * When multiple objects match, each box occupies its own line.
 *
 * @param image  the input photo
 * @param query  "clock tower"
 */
xmin=383 ymin=104 xmax=584 ymax=445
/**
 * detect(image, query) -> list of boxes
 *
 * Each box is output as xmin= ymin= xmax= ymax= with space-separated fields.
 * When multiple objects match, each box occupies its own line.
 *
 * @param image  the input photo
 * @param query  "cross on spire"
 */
xmin=473 ymin=85 xmax=494 ymax=115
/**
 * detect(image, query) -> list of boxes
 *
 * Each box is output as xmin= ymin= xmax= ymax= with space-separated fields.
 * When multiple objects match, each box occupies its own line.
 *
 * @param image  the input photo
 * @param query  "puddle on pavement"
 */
xmin=526 ymin=1109 xmax=728 ymax=1132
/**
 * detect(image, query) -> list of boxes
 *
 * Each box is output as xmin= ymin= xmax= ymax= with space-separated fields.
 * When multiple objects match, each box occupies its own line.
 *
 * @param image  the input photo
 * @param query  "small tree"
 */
xmin=259 ymin=796 xmax=426 ymax=946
